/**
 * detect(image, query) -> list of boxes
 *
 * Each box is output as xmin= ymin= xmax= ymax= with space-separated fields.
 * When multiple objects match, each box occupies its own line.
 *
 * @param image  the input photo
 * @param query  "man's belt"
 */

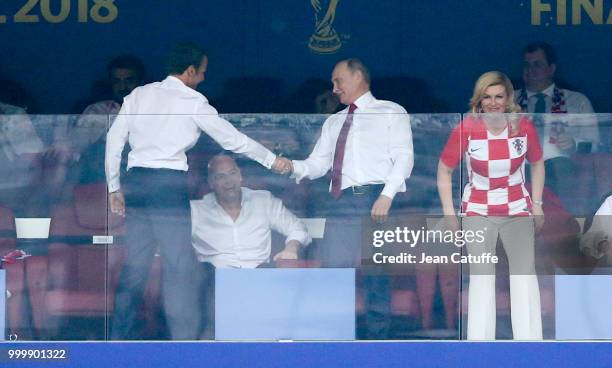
xmin=342 ymin=184 xmax=384 ymax=196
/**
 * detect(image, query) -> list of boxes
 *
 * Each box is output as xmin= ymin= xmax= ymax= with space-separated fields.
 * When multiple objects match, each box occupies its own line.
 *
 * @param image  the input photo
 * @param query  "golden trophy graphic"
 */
xmin=309 ymin=0 xmax=342 ymax=54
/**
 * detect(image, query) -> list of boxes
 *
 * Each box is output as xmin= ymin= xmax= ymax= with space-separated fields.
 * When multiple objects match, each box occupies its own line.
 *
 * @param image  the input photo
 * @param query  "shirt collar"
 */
xmin=164 ymin=75 xmax=187 ymax=87
xmin=210 ymin=187 xmax=249 ymax=210
xmin=350 ymin=91 xmax=375 ymax=111
xmin=163 ymin=75 xmax=207 ymax=101
xmin=526 ymin=83 xmax=555 ymax=98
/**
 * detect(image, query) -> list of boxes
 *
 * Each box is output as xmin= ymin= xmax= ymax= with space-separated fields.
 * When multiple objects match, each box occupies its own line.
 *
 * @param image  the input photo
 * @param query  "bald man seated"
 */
xmin=190 ymin=154 xmax=312 ymax=338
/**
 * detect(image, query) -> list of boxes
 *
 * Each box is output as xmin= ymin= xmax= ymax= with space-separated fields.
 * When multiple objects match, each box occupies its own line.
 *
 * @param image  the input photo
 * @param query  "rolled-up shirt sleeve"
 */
xmin=194 ymin=101 xmax=276 ymax=169
xmin=381 ymin=111 xmax=414 ymax=199
xmin=267 ymin=193 xmax=312 ymax=246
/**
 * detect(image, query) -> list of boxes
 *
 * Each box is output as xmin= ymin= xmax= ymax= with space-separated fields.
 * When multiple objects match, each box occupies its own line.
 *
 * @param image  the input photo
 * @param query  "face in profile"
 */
xmin=110 ymin=68 xmax=141 ymax=103
xmin=208 ymin=156 xmax=242 ymax=203
xmin=523 ymin=49 xmax=555 ymax=91
xmin=187 ymin=56 xmax=208 ymax=89
xmin=479 ymin=84 xmax=509 ymax=114
xmin=331 ymin=62 xmax=364 ymax=106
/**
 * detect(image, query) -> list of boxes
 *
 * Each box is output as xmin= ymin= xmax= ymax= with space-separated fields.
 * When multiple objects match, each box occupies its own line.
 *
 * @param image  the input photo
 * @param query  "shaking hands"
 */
xmin=272 ymin=157 xmax=294 ymax=175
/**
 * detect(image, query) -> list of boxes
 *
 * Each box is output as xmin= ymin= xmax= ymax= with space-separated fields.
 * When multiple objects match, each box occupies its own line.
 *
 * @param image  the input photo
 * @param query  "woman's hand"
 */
xmin=532 ymin=203 xmax=545 ymax=232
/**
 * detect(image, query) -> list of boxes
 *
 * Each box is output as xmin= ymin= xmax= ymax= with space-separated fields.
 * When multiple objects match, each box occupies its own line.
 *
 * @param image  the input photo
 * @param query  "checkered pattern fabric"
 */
xmin=440 ymin=116 xmax=542 ymax=216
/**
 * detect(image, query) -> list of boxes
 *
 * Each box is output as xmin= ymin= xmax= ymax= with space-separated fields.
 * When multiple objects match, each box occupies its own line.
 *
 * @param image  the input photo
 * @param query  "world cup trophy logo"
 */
xmin=309 ymin=0 xmax=342 ymax=54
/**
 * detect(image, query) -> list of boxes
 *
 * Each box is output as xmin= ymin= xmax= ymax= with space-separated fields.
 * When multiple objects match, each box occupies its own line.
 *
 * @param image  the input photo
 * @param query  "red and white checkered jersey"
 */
xmin=440 ymin=116 xmax=542 ymax=216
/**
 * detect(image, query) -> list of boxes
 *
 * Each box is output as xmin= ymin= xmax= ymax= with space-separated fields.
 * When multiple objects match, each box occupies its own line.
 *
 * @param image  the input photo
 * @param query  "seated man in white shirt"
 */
xmin=191 ymin=154 xmax=312 ymax=338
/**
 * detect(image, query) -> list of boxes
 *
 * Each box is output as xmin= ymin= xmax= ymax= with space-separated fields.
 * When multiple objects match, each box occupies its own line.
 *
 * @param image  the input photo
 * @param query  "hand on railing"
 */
xmin=273 ymin=240 xmax=300 ymax=262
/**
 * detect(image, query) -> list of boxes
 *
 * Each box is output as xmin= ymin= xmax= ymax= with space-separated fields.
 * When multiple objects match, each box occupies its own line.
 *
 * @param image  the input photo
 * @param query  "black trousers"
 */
xmin=110 ymin=168 xmax=201 ymax=340
xmin=321 ymin=185 xmax=391 ymax=340
xmin=544 ymin=157 xmax=576 ymax=213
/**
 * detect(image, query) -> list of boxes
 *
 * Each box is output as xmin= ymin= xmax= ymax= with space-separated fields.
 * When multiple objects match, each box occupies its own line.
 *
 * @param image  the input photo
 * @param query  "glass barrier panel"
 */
xmin=101 ymin=112 xmax=461 ymax=341
xmin=0 ymin=113 xmax=111 ymax=340
xmin=3 ymin=111 xmax=608 ymax=341
xmin=457 ymin=113 xmax=611 ymax=340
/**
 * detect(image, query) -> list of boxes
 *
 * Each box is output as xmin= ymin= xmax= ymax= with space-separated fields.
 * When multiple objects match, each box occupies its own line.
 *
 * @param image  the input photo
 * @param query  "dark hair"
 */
xmin=524 ymin=42 xmax=557 ymax=65
xmin=167 ymin=43 xmax=207 ymax=75
xmin=343 ymin=58 xmax=371 ymax=85
xmin=107 ymin=55 xmax=145 ymax=81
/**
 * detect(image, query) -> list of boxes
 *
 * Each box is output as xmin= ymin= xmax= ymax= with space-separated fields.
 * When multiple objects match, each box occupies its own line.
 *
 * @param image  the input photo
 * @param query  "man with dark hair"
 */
xmin=515 ymin=41 xmax=599 ymax=211
xmin=73 ymin=56 xmax=146 ymax=153
xmin=524 ymin=41 xmax=557 ymax=66
xmin=165 ymin=42 xmax=206 ymax=77
xmin=107 ymin=55 xmax=145 ymax=104
xmin=105 ymin=43 xmax=286 ymax=340
xmin=277 ymin=58 xmax=414 ymax=339
xmin=69 ymin=55 xmax=146 ymax=182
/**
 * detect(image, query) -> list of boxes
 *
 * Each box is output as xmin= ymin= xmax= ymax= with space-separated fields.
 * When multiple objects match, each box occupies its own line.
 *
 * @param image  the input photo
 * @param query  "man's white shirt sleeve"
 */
xmin=105 ymin=99 xmax=130 ymax=193
xmin=381 ymin=111 xmax=413 ymax=199
xmin=291 ymin=117 xmax=335 ymax=183
xmin=266 ymin=193 xmax=312 ymax=246
xmin=193 ymin=100 xmax=276 ymax=169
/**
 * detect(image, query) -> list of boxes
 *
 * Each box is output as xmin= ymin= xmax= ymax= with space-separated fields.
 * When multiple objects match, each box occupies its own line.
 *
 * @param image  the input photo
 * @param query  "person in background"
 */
xmin=515 ymin=41 xmax=599 ymax=212
xmin=0 ymin=102 xmax=44 ymax=216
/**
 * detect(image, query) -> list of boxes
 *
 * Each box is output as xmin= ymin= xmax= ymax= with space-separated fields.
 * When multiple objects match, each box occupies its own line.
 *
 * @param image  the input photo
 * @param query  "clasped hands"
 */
xmin=272 ymin=157 xmax=294 ymax=175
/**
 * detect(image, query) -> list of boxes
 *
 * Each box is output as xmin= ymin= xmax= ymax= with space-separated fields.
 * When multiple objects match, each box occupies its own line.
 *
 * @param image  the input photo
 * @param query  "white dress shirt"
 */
xmin=105 ymin=76 xmax=276 ymax=192
xmin=291 ymin=91 xmax=414 ymax=199
xmin=190 ymin=187 xmax=312 ymax=268
xmin=73 ymin=100 xmax=120 ymax=153
xmin=580 ymin=195 xmax=612 ymax=259
xmin=0 ymin=102 xmax=44 ymax=190
xmin=0 ymin=102 xmax=44 ymax=161
xmin=516 ymin=84 xmax=599 ymax=160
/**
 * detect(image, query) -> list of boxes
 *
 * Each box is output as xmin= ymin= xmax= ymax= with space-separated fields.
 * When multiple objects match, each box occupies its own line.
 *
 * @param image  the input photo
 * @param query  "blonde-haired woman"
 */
xmin=437 ymin=71 xmax=545 ymax=340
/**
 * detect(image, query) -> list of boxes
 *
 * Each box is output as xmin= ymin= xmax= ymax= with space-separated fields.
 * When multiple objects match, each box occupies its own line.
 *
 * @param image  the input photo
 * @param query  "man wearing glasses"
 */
xmin=515 ymin=41 xmax=599 ymax=212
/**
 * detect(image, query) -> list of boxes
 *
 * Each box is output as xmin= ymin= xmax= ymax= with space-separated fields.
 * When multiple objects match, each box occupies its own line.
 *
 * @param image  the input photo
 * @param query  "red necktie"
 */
xmin=331 ymin=103 xmax=357 ymax=199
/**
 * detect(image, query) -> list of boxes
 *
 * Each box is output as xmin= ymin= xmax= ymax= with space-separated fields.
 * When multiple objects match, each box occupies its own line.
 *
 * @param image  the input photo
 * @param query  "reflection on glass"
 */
xmin=0 ymin=113 xmax=610 ymax=341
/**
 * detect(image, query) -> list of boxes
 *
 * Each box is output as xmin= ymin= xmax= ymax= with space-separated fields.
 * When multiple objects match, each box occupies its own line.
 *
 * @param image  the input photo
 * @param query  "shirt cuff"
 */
xmin=262 ymin=152 xmax=277 ymax=169
xmin=286 ymin=231 xmax=312 ymax=247
xmin=107 ymin=181 xmax=120 ymax=193
xmin=381 ymin=184 xmax=399 ymax=200
xmin=291 ymin=160 xmax=307 ymax=184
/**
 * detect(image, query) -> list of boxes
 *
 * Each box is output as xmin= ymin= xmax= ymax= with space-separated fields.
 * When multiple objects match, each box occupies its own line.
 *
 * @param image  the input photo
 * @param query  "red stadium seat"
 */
xmin=27 ymin=183 xmax=161 ymax=339
xmin=0 ymin=206 xmax=27 ymax=337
